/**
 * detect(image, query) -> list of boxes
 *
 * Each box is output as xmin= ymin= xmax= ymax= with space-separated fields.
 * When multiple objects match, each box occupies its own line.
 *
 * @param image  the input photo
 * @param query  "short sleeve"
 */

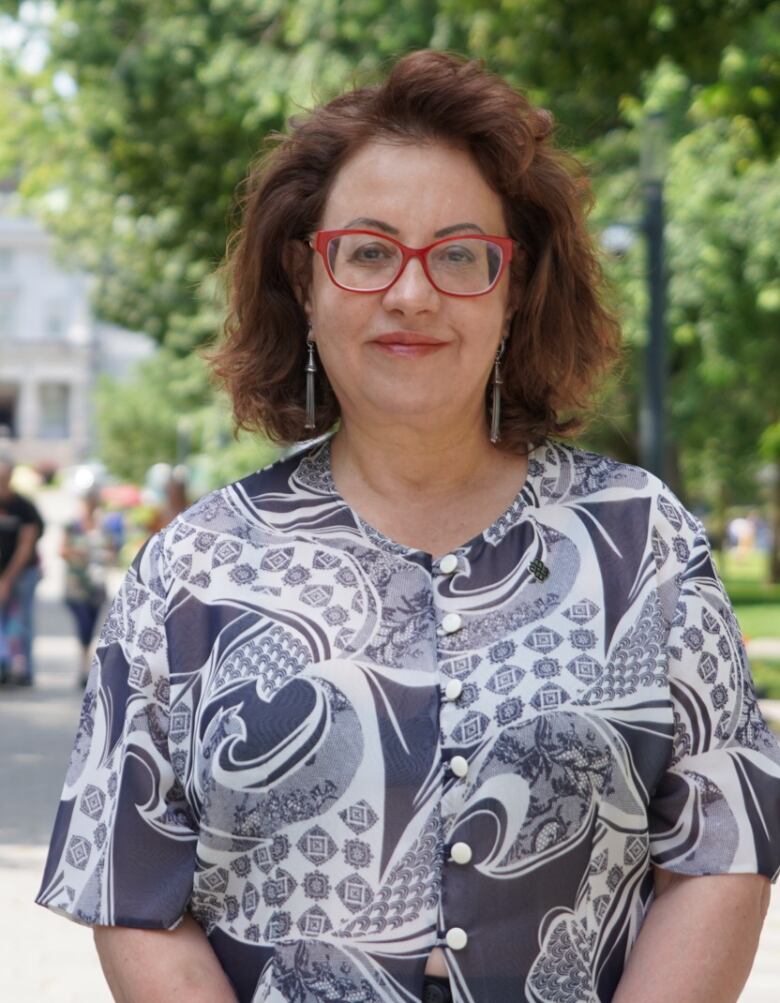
xmin=14 ymin=494 xmax=43 ymax=535
xmin=36 ymin=531 xmax=198 ymax=927
xmin=648 ymin=513 xmax=780 ymax=882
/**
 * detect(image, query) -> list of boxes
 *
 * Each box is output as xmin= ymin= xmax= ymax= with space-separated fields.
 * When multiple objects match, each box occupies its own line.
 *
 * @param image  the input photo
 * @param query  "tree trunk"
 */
xmin=769 ymin=464 xmax=780 ymax=585
xmin=665 ymin=438 xmax=685 ymax=503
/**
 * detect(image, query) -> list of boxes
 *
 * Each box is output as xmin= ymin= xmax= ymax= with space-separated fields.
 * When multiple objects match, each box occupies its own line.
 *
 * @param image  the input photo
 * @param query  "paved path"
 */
xmin=1 ymin=486 xmax=111 ymax=1000
xmin=0 ymin=489 xmax=778 ymax=1001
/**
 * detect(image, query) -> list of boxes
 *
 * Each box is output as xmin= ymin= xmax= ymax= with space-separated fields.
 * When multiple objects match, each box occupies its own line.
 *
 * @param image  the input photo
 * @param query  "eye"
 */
xmin=349 ymin=242 xmax=395 ymax=263
xmin=436 ymin=243 xmax=477 ymax=265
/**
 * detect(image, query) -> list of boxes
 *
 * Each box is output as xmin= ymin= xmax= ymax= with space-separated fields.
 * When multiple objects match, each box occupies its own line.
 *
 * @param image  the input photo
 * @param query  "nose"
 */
xmin=381 ymin=255 xmax=439 ymax=312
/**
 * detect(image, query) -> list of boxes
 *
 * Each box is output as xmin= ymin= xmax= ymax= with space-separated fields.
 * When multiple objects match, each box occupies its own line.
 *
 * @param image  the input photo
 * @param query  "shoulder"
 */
xmin=536 ymin=440 xmax=703 ymax=539
xmin=534 ymin=440 xmax=653 ymax=500
xmin=152 ymin=442 xmax=325 ymax=586
xmin=538 ymin=442 xmax=687 ymax=506
xmin=227 ymin=438 xmax=331 ymax=502
xmin=11 ymin=492 xmax=43 ymax=523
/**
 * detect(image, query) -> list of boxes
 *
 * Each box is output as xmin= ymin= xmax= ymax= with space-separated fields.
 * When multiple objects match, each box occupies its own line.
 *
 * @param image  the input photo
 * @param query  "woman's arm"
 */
xmin=612 ymin=868 xmax=771 ymax=1003
xmin=93 ymin=913 xmax=239 ymax=1003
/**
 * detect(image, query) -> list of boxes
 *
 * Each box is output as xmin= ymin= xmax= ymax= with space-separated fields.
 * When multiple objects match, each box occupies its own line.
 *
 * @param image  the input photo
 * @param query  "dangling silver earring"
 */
xmin=304 ymin=329 xmax=317 ymax=431
xmin=490 ymin=340 xmax=506 ymax=444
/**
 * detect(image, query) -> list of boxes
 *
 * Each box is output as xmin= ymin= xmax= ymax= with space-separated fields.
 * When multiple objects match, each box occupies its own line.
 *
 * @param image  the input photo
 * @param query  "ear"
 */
xmin=283 ymin=239 xmax=313 ymax=320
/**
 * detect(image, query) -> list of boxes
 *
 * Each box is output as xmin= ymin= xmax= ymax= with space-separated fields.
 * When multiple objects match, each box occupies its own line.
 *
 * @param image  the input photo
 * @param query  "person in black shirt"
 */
xmin=0 ymin=455 xmax=44 ymax=685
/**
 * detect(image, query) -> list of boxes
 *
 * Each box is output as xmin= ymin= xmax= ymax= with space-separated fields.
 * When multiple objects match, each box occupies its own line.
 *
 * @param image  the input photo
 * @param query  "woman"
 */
xmin=0 ymin=454 xmax=43 ymax=686
xmin=60 ymin=485 xmax=118 ymax=688
xmin=37 ymin=51 xmax=780 ymax=1003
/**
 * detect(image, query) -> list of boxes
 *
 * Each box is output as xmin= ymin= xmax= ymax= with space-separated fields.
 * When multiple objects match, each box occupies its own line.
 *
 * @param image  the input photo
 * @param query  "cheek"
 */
xmin=457 ymin=303 xmax=507 ymax=353
xmin=310 ymin=276 xmax=369 ymax=340
xmin=317 ymin=307 xmax=373 ymax=359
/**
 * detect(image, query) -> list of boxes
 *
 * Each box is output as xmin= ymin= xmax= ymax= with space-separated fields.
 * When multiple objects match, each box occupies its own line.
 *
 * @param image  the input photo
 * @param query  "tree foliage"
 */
xmin=588 ymin=19 xmax=780 ymax=579
xmin=8 ymin=0 xmax=775 ymax=349
xmin=1 ymin=0 xmax=778 ymax=567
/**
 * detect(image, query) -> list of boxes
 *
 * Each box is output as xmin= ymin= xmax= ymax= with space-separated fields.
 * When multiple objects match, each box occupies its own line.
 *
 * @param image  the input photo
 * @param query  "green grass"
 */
xmin=718 ymin=552 xmax=780 ymax=601
xmin=715 ymin=549 xmax=780 ymax=640
xmin=731 ymin=603 xmax=780 ymax=638
xmin=717 ymin=549 xmax=770 ymax=584
xmin=711 ymin=549 xmax=780 ymax=700
xmin=750 ymin=660 xmax=780 ymax=701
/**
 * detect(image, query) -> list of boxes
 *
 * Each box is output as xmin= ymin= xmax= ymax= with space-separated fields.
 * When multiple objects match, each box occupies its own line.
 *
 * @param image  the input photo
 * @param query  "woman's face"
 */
xmin=303 ymin=140 xmax=516 ymax=435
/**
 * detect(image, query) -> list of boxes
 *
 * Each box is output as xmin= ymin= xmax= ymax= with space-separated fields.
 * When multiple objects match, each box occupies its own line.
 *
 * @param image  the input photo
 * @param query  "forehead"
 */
xmin=322 ymin=140 xmax=506 ymax=233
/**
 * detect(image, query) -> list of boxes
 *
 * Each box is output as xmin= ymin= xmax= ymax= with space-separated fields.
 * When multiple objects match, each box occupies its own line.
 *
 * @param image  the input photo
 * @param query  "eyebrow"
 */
xmin=434 ymin=222 xmax=487 ymax=237
xmin=342 ymin=217 xmax=487 ymax=238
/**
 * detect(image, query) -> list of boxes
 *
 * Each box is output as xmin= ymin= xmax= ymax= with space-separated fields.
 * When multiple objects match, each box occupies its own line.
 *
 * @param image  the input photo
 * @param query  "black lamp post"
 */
xmin=640 ymin=111 xmax=668 ymax=481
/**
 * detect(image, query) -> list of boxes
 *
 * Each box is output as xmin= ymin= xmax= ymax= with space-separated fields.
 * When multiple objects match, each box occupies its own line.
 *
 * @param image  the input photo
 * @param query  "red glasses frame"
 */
xmin=310 ymin=229 xmax=515 ymax=297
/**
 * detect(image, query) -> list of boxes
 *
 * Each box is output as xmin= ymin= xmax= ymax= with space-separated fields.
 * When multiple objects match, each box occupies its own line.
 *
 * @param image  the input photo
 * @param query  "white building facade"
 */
xmin=0 ymin=193 xmax=154 ymax=468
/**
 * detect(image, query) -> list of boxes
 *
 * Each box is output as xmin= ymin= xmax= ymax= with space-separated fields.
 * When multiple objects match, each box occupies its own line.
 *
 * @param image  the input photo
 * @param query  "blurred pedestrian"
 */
xmin=60 ymin=484 xmax=118 ymax=688
xmin=0 ymin=454 xmax=44 ymax=686
xmin=727 ymin=515 xmax=756 ymax=554
xmin=147 ymin=463 xmax=191 ymax=534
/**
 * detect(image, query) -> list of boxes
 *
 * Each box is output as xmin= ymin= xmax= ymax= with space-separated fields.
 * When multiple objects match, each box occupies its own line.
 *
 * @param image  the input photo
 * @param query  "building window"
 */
xmin=46 ymin=300 xmax=68 ymax=339
xmin=38 ymin=383 xmax=71 ymax=439
xmin=0 ymin=296 xmax=15 ymax=340
xmin=46 ymin=314 xmax=64 ymax=338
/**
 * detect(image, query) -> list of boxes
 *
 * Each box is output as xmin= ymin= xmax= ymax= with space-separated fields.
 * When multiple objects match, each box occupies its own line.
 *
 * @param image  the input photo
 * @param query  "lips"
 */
xmin=371 ymin=331 xmax=447 ymax=346
xmin=370 ymin=331 xmax=450 ymax=361
xmin=370 ymin=334 xmax=448 ymax=358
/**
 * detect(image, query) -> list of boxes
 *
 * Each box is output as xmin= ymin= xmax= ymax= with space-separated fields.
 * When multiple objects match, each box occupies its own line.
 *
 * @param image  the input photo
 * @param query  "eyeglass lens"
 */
xmin=326 ymin=234 xmax=504 ymax=294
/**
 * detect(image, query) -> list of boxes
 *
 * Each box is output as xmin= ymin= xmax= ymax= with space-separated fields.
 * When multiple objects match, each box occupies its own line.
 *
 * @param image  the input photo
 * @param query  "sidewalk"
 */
xmin=0 ymin=489 xmax=778 ymax=1001
xmin=1 ymin=486 xmax=111 ymax=1000
xmin=0 ymin=594 xmax=112 ymax=995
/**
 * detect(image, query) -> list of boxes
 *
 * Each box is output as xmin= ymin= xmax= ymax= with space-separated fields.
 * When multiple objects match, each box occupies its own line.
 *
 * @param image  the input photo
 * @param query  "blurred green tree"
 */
xmin=589 ymin=13 xmax=780 ymax=575
xmin=5 ymin=0 xmax=773 ymax=352
xmin=0 ymin=0 xmax=777 ymax=544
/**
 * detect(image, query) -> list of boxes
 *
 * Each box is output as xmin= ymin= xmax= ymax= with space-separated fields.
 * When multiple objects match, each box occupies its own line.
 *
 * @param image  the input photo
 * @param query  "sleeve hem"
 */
xmin=649 ymin=860 xmax=780 ymax=883
xmin=35 ymin=897 xmax=186 ymax=931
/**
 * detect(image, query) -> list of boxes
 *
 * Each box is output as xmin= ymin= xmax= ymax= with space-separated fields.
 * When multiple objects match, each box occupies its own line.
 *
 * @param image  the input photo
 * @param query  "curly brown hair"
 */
xmin=208 ymin=50 xmax=622 ymax=452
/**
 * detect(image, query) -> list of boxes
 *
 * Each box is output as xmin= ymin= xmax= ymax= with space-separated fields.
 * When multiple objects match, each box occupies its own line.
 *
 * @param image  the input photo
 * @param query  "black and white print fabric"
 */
xmin=37 ymin=438 xmax=780 ymax=1003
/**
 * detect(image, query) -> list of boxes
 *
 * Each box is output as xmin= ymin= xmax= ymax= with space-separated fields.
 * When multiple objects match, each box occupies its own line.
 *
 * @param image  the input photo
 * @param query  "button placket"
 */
xmin=435 ymin=551 xmax=471 ymax=962
xmin=435 ymin=553 xmax=463 ymax=639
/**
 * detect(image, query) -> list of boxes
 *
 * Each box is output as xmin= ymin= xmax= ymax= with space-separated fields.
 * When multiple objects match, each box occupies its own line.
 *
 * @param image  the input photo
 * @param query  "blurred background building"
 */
xmin=0 ymin=186 xmax=153 ymax=468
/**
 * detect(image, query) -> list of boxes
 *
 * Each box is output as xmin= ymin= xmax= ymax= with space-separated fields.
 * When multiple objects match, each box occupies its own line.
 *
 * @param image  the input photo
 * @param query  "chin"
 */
xmin=366 ymin=389 xmax=461 ymax=424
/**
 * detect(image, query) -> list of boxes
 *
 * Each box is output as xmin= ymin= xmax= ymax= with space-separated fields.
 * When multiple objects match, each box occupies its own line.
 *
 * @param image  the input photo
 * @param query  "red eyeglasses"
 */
xmin=309 ymin=229 xmax=515 ymax=297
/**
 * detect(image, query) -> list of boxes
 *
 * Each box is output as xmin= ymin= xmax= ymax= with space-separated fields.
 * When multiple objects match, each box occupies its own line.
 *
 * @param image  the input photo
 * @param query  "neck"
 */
xmin=330 ymin=412 xmax=512 ymax=504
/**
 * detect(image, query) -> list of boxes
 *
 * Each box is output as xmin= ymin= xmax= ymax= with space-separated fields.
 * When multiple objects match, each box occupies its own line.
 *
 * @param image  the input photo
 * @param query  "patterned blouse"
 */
xmin=37 ymin=437 xmax=780 ymax=1003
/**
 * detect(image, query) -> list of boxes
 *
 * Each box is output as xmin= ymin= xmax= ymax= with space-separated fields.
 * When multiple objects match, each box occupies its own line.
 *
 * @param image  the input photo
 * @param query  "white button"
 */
xmin=441 ymin=612 xmax=463 ymax=634
xmin=445 ymin=927 xmax=469 ymax=951
xmin=450 ymin=842 xmax=473 ymax=865
xmin=444 ymin=679 xmax=463 ymax=701
xmin=450 ymin=755 xmax=469 ymax=778
xmin=439 ymin=553 xmax=458 ymax=575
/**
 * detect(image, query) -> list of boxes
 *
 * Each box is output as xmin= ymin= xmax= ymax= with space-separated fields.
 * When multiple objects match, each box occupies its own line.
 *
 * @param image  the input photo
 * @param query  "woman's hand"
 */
xmin=93 ymin=912 xmax=239 ymax=1003
xmin=612 ymin=868 xmax=771 ymax=1003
